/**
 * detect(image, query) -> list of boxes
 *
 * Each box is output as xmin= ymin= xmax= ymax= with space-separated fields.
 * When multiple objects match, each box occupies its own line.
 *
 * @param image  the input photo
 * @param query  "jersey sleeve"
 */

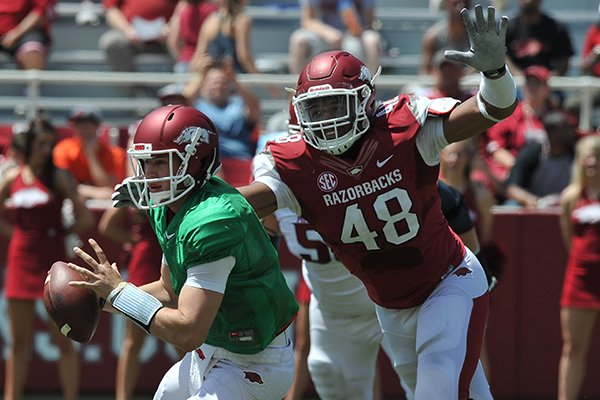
xmin=416 ymin=118 xmax=448 ymax=166
xmin=252 ymin=151 xmax=302 ymax=215
xmin=409 ymin=96 xmax=456 ymax=166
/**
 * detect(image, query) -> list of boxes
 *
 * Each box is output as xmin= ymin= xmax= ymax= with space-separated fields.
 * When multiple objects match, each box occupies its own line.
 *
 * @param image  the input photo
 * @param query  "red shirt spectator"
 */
xmin=102 ymin=0 xmax=176 ymax=22
xmin=581 ymin=21 xmax=600 ymax=77
xmin=0 ymin=0 xmax=55 ymax=69
xmin=171 ymin=0 xmax=218 ymax=69
xmin=0 ymin=0 xmax=54 ymax=36
xmin=479 ymin=66 xmax=560 ymax=193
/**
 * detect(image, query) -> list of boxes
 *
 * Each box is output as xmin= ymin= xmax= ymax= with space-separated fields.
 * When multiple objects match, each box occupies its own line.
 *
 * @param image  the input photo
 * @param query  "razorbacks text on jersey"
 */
xmin=256 ymin=94 xmax=465 ymax=309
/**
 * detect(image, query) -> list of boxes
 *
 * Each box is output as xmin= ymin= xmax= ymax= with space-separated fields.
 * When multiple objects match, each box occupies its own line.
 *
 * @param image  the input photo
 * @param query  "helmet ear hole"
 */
xmin=183 ymin=176 xmax=194 ymax=187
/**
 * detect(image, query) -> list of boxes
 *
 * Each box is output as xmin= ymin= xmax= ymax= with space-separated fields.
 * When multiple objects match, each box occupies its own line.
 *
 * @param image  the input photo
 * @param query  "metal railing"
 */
xmin=1 ymin=69 xmax=599 ymax=130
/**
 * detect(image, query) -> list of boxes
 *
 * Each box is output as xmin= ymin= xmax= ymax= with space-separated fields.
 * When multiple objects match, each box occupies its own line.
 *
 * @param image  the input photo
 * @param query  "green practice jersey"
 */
xmin=147 ymin=177 xmax=298 ymax=354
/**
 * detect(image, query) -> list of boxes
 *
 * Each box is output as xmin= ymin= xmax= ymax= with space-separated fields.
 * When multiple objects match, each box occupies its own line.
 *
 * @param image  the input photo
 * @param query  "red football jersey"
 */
xmin=267 ymin=95 xmax=465 ymax=309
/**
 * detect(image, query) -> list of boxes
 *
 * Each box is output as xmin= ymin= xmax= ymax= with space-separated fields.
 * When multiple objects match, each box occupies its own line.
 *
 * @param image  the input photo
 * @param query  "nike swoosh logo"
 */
xmin=166 ymin=232 xmax=175 ymax=240
xmin=376 ymin=155 xmax=394 ymax=168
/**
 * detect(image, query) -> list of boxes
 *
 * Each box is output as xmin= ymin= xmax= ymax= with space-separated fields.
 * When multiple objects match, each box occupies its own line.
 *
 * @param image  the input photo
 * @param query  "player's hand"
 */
xmin=68 ymin=238 xmax=124 ymax=300
xmin=444 ymin=5 xmax=508 ymax=74
xmin=111 ymin=177 xmax=143 ymax=208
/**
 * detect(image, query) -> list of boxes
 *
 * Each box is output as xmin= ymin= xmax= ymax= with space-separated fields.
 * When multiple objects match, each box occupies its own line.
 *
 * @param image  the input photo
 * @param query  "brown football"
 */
xmin=43 ymin=261 xmax=101 ymax=343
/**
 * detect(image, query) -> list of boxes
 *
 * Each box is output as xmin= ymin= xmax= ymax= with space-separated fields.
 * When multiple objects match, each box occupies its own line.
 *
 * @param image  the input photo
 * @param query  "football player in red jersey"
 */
xmin=237 ymin=5 xmax=517 ymax=399
xmin=110 ymin=4 xmax=516 ymax=399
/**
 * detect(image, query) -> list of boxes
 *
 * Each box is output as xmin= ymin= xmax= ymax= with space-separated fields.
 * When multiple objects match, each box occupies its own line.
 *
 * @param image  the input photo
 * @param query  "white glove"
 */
xmin=445 ymin=5 xmax=508 ymax=74
xmin=111 ymin=177 xmax=144 ymax=208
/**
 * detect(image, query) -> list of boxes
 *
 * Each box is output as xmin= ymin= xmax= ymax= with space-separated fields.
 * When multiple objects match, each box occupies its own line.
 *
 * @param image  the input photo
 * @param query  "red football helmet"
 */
xmin=292 ymin=51 xmax=377 ymax=155
xmin=127 ymin=105 xmax=220 ymax=208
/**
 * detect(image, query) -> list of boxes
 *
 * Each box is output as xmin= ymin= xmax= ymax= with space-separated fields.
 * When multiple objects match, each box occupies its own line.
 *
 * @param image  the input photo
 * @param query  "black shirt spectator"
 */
xmin=506 ymin=1 xmax=574 ymax=76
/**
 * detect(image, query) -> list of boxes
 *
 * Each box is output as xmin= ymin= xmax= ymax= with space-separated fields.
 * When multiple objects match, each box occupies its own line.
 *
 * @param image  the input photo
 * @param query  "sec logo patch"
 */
xmin=317 ymin=172 xmax=338 ymax=192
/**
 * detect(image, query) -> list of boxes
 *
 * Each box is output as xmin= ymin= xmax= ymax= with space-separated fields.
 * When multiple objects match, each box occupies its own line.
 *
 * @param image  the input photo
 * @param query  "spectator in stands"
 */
xmin=580 ymin=7 xmax=600 ymax=77
xmin=558 ymin=133 xmax=600 ymax=400
xmin=0 ymin=123 xmax=28 ymax=177
xmin=98 ymin=0 xmax=178 ymax=94
xmin=430 ymin=0 xmax=507 ymax=12
xmin=420 ymin=0 xmax=471 ymax=76
xmin=157 ymin=82 xmax=190 ymax=106
xmin=0 ymin=117 xmax=93 ymax=400
xmin=506 ymin=111 xmax=576 ymax=208
xmin=0 ymin=0 xmax=55 ymax=70
xmin=189 ymin=0 xmax=258 ymax=74
xmin=505 ymin=0 xmax=574 ymax=77
xmin=167 ymin=0 xmax=218 ymax=73
xmin=288 ymin=0 xmax=382 ymax=74
xmin=412 ymin=49 xmax=473 ymax=101
xmin=75 ymin=0 xmax=101 ymax=26
xmin=53 ymin=106 xmax=127 ymax=200
xmin=480 ymin=65 xmax=561 ymax=200
xmin=184 ymin=61 xmax=260 ymax=186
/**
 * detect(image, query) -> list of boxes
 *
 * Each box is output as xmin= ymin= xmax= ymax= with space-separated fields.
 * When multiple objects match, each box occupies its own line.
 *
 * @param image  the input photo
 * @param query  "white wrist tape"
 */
xmin=478 ymin=66 xmax=517 ymax=109
xmin=110 ymin=283 xmax=163 ymax=333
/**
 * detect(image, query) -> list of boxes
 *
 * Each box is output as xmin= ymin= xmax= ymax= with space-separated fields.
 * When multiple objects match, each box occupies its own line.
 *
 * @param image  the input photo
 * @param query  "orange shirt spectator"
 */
xmin=54 ymin=136 xmax=126 ymax=184
xmin=53 ymin=106 xmax=127 ymax=200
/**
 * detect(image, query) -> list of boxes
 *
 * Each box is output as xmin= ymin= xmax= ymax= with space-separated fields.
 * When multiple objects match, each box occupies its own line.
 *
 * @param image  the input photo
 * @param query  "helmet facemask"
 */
xmin=127 ymin=127 xmax=217 ymax=209
xmin=293 ymin=84 xmax=372 ymax=155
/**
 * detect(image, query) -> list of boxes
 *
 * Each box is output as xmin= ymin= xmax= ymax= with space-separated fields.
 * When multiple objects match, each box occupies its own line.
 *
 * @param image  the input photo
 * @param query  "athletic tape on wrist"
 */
xmin=111 ymin=283 xmax=163 ymax=333
xmin=478 ymin=65 xmax=516 ymax=109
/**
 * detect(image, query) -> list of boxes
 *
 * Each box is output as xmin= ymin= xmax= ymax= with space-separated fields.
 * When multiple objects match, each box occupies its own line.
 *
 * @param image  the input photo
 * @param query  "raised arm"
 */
xmin=443 ymin=5 xmax=518 ymax=144
xmin=237 ymin=182 xmax=278 ymax=219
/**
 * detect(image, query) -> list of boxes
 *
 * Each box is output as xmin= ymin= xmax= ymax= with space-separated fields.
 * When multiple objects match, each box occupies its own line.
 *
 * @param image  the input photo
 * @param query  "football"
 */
xmin=43 ymin=261 xmax=101 ymax=343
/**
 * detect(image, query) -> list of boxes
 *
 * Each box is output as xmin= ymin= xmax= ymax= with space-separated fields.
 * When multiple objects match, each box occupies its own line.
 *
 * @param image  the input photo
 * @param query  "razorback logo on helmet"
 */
xmin=308 ymin=84 xmax=333 ymax=93
xmin=243 ymin=371 xmax=264 ymax=384
xmin=174 ymin=127 xmax=213 ymax=145
xmin=359 ymin=65 xmax=372 ymax=83
xmin=317 ymin=171 xmax=338 ymax=192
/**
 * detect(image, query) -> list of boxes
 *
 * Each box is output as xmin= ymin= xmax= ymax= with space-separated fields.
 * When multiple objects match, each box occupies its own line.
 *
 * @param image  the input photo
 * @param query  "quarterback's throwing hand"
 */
xmin=445 ymin=5 xmax=508 ymax=75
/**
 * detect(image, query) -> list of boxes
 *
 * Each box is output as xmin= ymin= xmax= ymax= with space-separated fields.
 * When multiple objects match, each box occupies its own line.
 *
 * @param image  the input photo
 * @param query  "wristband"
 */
xmin=110 ymin=283 xmax=163 ymax=333
xmin=107 ymin=281 xmax=128 ymax=304
xmin=482 ymin=65 xmax=507 ymax=79
xmin=479 ymin=65 xmax=517 ymax=109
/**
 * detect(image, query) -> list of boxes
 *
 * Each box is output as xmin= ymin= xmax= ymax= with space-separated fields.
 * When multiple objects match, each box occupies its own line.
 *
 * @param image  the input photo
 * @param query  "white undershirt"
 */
xmin=162 ymin=256 xmax=236 ymax=294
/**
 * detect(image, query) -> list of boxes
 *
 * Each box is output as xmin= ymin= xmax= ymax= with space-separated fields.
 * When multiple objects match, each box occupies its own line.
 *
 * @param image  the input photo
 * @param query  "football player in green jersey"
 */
xmin=68 ymin=105 xmax=299 ymax=400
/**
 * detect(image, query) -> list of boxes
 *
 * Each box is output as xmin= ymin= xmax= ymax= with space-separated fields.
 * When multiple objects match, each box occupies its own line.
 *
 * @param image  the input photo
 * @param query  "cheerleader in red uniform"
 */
xmin=558 ymin=134 xmax=600 ymax=400
xmin=0 ymin=117 xmax=93 ymax=400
